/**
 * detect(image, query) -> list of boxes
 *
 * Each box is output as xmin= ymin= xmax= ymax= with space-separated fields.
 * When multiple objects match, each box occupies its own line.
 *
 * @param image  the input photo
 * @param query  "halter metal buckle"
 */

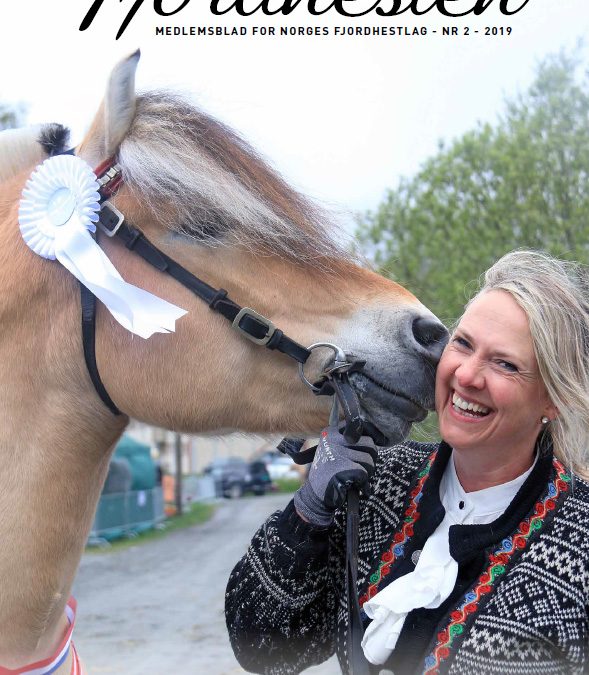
xmin=97 ymin=202 xmax=125 ymax=237
xmin=232 ymin=307 xmax=276 ymax=345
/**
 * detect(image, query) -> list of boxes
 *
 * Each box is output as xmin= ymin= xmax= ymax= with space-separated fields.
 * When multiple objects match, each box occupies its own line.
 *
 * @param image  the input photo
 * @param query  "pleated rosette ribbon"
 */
xmin=19 ymin=155 xmax=187 ymax=339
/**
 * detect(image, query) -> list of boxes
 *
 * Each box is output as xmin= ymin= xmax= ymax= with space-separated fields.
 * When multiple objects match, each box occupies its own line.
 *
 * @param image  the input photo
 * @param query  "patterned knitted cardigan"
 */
xmin=225 ymin=441 xmax=589 ymax=675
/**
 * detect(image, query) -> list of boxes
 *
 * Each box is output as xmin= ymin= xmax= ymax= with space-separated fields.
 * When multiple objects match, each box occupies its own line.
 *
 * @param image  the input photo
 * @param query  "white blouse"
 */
xmin=361 ymin=452 xmax=536 ymax=665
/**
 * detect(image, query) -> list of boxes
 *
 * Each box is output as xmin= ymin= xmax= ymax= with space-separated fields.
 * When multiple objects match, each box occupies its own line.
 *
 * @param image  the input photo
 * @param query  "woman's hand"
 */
xmin=294 ymin=427 xmax=378 ymax=526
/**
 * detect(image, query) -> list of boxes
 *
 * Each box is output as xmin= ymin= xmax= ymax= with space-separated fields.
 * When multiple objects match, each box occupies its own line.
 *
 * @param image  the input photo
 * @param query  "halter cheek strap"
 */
xmin=80 ymin=284 xmax=120 ymax=416
xmin=82 ymin=158 xmax=311 ymax=416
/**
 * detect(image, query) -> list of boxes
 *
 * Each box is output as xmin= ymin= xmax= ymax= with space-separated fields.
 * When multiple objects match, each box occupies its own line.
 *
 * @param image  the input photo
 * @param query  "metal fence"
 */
xmin=88 ymin=476 xmax=216 ymax=545
xmin=182 ymin=475 xmax=216 ymax=503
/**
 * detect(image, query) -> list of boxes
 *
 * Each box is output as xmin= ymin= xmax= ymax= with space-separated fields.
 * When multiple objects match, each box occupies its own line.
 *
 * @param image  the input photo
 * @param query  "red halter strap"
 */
xmin=94 ymin=158 xmax=123 ymax=200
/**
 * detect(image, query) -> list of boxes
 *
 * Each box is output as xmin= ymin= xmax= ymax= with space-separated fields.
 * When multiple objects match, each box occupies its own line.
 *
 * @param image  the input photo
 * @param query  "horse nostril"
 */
xmin=412 ymin=316 xmax=449 ymax=362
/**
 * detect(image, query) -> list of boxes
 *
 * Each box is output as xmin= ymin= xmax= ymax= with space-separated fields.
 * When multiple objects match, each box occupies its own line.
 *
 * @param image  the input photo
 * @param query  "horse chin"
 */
xmin=360 ymin=414 xmax=412 ymax=447
xmin=349 ymin=371 xmax=431 ymax=446
xmin=358 ymin=401 xmax=421 ymax=446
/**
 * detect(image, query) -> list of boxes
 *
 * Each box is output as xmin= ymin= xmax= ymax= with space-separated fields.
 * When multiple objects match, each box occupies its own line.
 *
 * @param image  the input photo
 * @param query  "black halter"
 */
xmin=83 ymin=159 xmax=311 ymax=415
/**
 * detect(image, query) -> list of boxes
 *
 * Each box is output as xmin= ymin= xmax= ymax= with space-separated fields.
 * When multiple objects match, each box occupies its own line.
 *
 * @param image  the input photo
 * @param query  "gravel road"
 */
xmin=73 ymin=493 xmax=339 ymax=675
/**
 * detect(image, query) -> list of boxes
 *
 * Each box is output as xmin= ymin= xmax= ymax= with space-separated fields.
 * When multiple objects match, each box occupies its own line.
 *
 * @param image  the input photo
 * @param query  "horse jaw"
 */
xmin=78 ymin=49 xmax=140 ymax=167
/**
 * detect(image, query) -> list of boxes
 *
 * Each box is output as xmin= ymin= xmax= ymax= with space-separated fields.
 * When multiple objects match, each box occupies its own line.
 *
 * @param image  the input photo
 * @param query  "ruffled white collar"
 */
xmin=361 ymin=449 xmax=535 ymax=665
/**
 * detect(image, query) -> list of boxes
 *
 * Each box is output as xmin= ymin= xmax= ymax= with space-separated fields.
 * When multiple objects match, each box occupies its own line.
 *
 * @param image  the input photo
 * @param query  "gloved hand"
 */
xmin=293 ymin=427 xmax=378 ymax=527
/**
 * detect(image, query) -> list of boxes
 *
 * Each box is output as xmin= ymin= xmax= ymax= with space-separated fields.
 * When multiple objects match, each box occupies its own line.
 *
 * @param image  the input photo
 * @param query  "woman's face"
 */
xmin=435 ymin=290 xmax=556 ymax=459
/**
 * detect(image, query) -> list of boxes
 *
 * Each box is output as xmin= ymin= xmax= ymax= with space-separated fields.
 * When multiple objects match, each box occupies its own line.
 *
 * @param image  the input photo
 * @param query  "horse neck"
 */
xmin=0 ymin=177 xmax=127 ymax=662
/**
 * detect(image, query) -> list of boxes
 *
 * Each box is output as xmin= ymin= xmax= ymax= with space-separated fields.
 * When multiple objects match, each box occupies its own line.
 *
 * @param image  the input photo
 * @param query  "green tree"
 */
xmin=0 ymin=102 xmax=24 ymax=131
xmin=357 ymin=50 xmax=589 ymax=326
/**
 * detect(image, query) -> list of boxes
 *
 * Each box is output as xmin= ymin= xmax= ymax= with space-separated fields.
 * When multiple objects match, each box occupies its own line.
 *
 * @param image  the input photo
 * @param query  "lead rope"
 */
xmin=279 ymin=346 xmax=371 ymax=675
xmin=331 ymin=390 xmax=370 ymax=675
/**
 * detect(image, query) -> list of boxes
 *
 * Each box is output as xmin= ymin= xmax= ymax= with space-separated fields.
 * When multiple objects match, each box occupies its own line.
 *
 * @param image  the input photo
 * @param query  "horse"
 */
xmin=0 ymin=51 xmax=447 ymax=673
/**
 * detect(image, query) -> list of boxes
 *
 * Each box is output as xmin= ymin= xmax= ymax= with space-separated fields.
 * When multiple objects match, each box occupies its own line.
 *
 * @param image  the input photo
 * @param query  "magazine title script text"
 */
xmin=80 ymin=0 xmax=533 ymax=40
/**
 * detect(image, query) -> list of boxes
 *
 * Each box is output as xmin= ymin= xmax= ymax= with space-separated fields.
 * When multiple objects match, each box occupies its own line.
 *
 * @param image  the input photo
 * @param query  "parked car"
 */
xmin=203 ymin=457 xmax=272 ymax=498
xmin=257 ymin=451 xmax=305 ymax=481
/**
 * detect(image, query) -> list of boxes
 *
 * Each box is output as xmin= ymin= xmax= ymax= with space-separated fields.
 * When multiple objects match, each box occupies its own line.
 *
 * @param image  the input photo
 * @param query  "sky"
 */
xmin=1 ymin=1 xmax=588 ymax=231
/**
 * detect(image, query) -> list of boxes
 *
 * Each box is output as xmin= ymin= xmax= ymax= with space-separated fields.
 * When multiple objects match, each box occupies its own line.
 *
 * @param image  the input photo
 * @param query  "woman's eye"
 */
xmin=497 ymin=360 xmax=518 ymax=373
xmin=452 ymin=336 xmax=470 ymax=349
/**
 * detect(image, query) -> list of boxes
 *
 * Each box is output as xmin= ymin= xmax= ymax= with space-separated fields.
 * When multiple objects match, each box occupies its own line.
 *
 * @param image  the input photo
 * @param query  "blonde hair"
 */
xmin=473 ymin=250 xmax=589 ymax=472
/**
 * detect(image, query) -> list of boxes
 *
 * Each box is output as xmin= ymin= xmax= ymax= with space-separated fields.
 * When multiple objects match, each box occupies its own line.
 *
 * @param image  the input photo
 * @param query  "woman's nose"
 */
xmin=455 ymin=358 xmax=484 ymax=389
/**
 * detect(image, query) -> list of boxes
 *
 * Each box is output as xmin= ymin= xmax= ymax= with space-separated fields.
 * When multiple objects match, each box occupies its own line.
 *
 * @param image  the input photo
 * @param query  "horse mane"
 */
xmin=119 ymin=92 xmax=351 ymax=264
xmin=0 ymin=123 xmax=70 ymax=183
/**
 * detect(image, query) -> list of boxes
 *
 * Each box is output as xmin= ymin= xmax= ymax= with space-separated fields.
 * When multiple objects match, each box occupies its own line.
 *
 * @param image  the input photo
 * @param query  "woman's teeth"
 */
xmin=452 ymin=392 xmax=490 ymax=417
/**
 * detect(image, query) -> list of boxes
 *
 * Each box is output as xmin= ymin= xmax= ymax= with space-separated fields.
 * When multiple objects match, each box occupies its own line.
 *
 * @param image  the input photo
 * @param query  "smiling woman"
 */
xmin=456 ymin=250 xmax=589 ymax=476
xmin=226 ymin=249 xmax=589 ymax=675
xmin=436 ymin=288 xmax=558 ymax=491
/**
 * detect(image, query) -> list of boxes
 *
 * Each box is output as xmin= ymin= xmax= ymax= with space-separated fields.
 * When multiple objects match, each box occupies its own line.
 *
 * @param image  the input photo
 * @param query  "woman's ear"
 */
xmin=77 ymin=50 xmax=140 ymax=167
xmin=542 ymin=401 xmax=559 ymax=423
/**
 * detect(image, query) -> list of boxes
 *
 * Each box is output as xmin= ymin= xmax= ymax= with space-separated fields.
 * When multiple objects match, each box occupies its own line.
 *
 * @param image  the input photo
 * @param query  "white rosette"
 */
xmin=19 ymin=155 xmax=187 ymax=338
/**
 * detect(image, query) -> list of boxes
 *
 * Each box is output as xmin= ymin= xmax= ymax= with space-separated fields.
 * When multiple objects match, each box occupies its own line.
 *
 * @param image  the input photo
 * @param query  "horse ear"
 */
xmin=78 ymin=50 xmax=140 ymax=166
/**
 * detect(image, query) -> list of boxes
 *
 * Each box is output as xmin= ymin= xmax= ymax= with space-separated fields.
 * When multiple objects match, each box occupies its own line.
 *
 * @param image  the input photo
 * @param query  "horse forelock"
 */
xmin=38 ymin=123 xmax=71 ymax=157
xmin=0 ymin=124 xmax=70 ymax=183
xmin=117 ymin=92 xmax=353 ymax=266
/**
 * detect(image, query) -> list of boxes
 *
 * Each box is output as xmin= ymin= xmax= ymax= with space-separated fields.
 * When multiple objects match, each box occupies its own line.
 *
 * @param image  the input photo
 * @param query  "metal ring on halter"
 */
xmin=298 ymin=342 xmax=349 ymax=392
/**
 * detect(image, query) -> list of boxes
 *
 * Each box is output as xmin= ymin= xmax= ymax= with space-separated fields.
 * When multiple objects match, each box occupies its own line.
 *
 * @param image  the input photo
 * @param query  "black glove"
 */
xmin=293 ymin=427 xmax=377 ymax=527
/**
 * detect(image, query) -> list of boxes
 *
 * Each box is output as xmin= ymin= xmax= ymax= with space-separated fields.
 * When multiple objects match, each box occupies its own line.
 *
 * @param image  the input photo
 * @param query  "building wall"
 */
xmin=126 ymin=420 xmax=282 ymax=475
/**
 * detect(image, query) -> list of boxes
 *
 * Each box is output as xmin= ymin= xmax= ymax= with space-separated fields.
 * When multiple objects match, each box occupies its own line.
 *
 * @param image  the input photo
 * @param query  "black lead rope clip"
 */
xmin=279 ymin=343 xmax=366 ymax=461
xmin=276 ymin=368 xmax=365 ymax=461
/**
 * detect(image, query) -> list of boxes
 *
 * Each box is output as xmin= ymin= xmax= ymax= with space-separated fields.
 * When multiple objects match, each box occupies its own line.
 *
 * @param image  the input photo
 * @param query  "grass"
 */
xmin=86 ymin=501 xmax=216 ymax=553
xmin=410 ymin=412 xmax=442 ymax=443
xmin=274 ymin=477 xmax=304 ymax=493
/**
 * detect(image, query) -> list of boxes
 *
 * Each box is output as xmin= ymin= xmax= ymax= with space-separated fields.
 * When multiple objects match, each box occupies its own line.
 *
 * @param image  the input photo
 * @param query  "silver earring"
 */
xmin=541 ymin=416 xmax=550 ymax=425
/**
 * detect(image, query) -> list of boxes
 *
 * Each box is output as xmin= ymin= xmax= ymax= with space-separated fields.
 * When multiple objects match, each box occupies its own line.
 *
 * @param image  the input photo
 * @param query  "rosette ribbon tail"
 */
xmin=18 ymin=154 xmax=187 ymax=339
xmin=56 ymin=220 xmax=187 ymax=338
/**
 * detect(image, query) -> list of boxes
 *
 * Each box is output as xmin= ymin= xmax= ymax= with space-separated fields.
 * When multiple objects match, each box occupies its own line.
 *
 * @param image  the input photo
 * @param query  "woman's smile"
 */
xmin=447 ymin=390 xmax=493 ymax=422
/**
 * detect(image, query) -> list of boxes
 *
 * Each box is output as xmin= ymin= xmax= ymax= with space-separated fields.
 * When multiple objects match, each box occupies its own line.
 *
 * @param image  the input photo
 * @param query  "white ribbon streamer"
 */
xmin=19 ymin=155 xmax=187 ymax=338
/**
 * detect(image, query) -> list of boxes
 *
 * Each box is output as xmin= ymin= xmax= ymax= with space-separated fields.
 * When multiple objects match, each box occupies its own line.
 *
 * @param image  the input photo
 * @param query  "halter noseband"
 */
xmin=84 ymin=158 xmax=312 ymax=416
